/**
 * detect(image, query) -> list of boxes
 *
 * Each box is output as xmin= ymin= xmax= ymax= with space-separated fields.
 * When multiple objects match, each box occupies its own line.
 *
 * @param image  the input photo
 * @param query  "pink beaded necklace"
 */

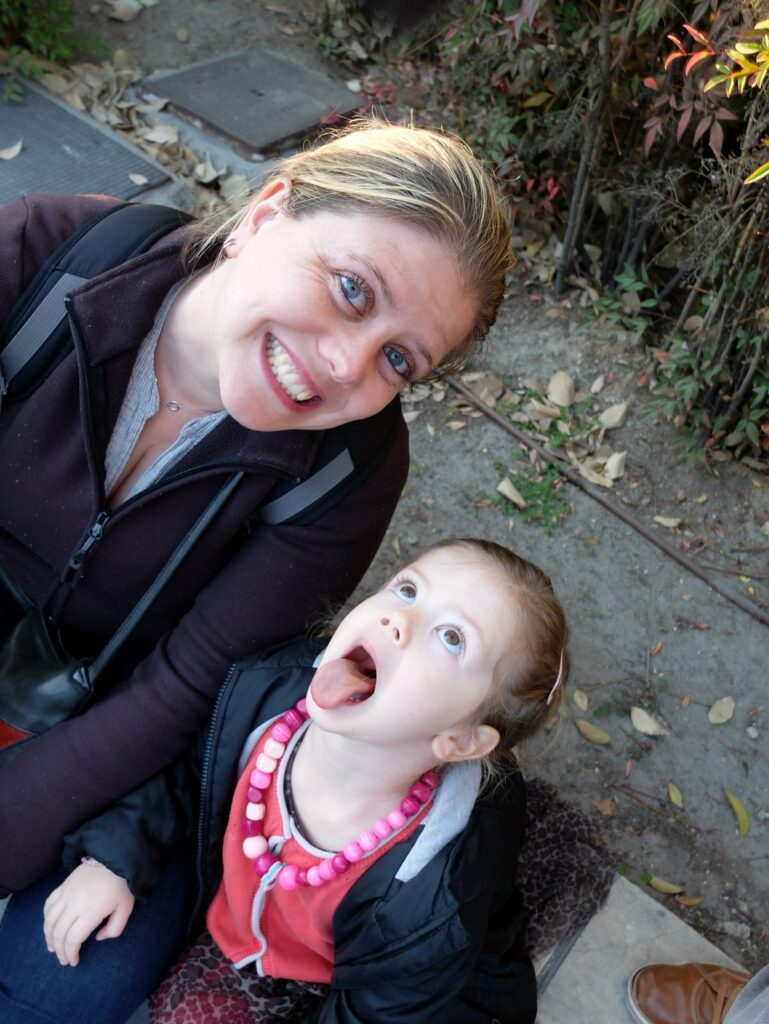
xmin=241 ymin=698 xmax=440 ymax=892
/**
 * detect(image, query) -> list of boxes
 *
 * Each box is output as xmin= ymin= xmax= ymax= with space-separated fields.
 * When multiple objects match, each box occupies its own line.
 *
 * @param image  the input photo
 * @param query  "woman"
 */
xmin=0 ymin=121 xmax=512 ymax=1021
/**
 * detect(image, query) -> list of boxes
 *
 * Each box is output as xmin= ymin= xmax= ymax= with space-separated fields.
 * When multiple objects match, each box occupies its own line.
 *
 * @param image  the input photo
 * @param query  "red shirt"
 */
xmin=207 ymin=720 xmax=431 ymax=982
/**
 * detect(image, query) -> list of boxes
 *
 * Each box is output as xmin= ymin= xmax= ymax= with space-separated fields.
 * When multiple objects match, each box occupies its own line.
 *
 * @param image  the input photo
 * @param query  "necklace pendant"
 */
xmin=166 ymin=400 xmax=182 ymax=412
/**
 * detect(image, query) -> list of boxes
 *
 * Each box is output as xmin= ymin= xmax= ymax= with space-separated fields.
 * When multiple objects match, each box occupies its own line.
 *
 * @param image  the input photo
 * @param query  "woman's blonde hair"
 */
xmin=187 ymin=120 xmax=514 ymax=372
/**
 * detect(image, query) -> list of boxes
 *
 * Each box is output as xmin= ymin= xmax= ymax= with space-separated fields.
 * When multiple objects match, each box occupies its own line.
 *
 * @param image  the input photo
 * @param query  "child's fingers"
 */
xmin=95 ymin=900 xmax=132 ymax=941
xmin=43 ymin=894 xmax=70 ymax=954
xmin=59 ymin=916 xmax=96 ymax=967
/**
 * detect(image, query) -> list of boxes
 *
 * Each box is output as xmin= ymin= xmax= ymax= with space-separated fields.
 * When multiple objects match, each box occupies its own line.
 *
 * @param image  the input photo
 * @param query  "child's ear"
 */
xmin=432 ymin=725 xmax=500 ymax=763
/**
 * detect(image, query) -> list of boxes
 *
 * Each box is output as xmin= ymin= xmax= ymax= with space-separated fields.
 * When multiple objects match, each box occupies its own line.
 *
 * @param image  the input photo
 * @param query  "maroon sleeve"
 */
xmin=0 ymin=420 xmax=409 ymax=891
xmin=0 ymin=193 xmax=120 ymax=325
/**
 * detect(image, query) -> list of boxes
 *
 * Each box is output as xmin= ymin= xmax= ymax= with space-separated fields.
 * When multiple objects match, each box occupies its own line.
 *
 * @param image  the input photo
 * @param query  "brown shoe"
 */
xmin=627 ymin=962 xmax=752 ymax=1024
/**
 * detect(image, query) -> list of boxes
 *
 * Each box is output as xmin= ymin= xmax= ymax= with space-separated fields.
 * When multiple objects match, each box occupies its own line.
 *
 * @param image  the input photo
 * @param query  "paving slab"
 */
xmin=144 ymin=49 xmax=359 ymax=155
xmin=0 ymin=78 xmax=169 ymax=206
xmin=536 ymin=877 xmax=742 ymax=1023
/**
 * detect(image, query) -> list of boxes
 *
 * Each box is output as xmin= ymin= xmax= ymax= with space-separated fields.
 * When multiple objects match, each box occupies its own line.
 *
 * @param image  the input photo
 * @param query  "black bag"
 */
xmin=0 ymin=473 xmax=243 ymax=765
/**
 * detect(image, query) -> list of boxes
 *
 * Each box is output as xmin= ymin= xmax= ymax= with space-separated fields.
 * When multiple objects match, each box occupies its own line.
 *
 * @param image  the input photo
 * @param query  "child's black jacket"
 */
xmin=63 ymin=639 xmax=537 ymax=1024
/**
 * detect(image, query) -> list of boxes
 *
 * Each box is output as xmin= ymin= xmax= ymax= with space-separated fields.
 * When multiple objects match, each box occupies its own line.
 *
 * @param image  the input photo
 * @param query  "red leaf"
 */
xmin=715 ymin=106 xmax=739 ymax=121
xmin=683 ymin=23 xmax=712 ymax=47
xmin=643 ymin=76 xmax=659 ymax=90
xmin=667 ymin=33 xmax=686 ymax=52
xmin=709 ymin=118 xmax=724 ymax=155
xmin=644 ymin=121 xmax=661 ymax=156
xmin=677 ymin=104 xmax=693 ymax=140
xmin=664 ymin=51 xmax=686 ymax=70
xmin=685 ymin=50 xmax=713 ymax=75
xmin=625 ymin=759 xmax=634 ymax=778
xmin=650 ymin=640 xmax=664 ymax=656
xmin=692 ymin=114 xmax=713 ymax=145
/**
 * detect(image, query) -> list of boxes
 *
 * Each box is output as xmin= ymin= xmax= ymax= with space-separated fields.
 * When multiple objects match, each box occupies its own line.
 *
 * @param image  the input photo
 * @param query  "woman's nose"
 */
xmin=320 ymin=332 xmax=380 ymax=385
xmin=379 ymin=612 xmax=409 ymax=644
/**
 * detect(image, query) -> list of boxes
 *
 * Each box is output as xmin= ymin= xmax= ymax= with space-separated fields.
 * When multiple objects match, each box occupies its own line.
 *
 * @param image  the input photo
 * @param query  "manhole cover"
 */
xmin=0 ymin=78 xmax=169 ymax=206
xmin=146 ymin=50 xmax=359 ymax=154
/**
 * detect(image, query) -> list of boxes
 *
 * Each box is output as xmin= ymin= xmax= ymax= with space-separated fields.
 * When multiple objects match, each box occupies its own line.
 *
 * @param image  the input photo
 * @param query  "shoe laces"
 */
xmin=696 ymin=965 xmax=745 ymax=1023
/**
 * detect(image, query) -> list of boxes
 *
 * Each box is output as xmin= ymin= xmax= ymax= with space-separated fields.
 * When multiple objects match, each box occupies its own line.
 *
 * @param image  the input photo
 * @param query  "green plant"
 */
xmin=1 ymin=0 xmax=80 ymax=63
xmin=494 ymin=458 xmax=573 ymax=535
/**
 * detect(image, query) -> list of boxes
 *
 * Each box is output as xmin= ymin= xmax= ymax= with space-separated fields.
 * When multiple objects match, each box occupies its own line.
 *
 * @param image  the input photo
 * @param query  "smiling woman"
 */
xmin=0 ymin=119 xmax=513 ymax=1024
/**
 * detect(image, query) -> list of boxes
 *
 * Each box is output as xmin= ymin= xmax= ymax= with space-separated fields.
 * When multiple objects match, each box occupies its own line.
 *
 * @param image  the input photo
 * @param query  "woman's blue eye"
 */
xmin=385 ymin=346 xmax=412 ymax=380
xmin=395 ymin=581 xmax=417 ymax=603
xmin=340 ymin=274 xmax=367 ymax=312
xmin=438 ymin=626 xmax=463 ymax=655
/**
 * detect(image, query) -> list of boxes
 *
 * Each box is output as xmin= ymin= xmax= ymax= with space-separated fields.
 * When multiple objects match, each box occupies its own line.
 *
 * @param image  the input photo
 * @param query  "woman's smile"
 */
xmin=264 ymin=334 xmax=321 ymax=405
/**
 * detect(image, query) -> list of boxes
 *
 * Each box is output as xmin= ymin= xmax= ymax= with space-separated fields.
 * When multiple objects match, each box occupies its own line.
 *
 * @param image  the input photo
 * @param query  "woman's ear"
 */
xmin=226 ymin=177 xmax=291 ymax=253
xmin=431 ymin=724 xmax=500 ymax=763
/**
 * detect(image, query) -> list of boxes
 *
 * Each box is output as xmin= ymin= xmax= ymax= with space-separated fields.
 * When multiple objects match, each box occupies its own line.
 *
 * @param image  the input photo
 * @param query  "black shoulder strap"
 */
xmin=0 ymin=202 xmax=192 ymax=402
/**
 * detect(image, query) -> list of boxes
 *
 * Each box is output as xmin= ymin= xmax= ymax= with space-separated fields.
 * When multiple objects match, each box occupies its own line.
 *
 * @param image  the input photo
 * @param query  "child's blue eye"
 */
xmin=438 ymin=626 xmax=464 ymax=655
xmin=384 ymin=346 xmax=413 ymax=380
xmin=395 ymin=581 xmax=417 ymax=603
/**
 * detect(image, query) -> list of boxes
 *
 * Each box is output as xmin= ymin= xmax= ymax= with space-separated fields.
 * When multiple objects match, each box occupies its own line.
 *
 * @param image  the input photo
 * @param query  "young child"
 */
xmin=43 ymin=538 xmax=568 ymax=1024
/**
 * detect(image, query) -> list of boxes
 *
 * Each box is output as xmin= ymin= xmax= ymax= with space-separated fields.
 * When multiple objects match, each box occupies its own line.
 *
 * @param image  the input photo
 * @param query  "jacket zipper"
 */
xmin=189 ymin=661 xmax=239 ymax=930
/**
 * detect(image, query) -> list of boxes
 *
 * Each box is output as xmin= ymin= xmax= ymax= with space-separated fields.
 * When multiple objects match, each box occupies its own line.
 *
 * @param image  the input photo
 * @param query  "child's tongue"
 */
xmin=310 ymin=658 xmax=376 ymax=710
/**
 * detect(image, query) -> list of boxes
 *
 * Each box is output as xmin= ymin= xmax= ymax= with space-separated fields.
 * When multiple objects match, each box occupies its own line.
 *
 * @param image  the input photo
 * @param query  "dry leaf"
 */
xmin=590 ymin=374 xmax=605 ymax=395
xmin=650 ymin=640 xmax=664 ymax=656
xmin=760 ymin=521 xmax=769 ymax=536
xmin=654 ymin=515 xmax=682 ymax=529
xmin=668 ymin=782 xmax=684 ymax=808
xmin=546 ymin=371 xmax=575 ymax=408
xmin=109 ymin=0 xmax=143 ymax=20
xmin=445 ymin=420 xmax=467 ymax=431
xmin=676 ymin=895 xmax=703 ymax=907
xmin=0 ymin=139 xmax=23 ymax=160
xmin=724 ymin=789 xmax=749 ymax=836
xmin=426 ymin=423 xmax=435 ymax=438
xmin=573 ymin=688 xmax=588 ymax=712
xmin=128 ymin=172 xmax=148 ymax=185
xmin=631 ymin=706 xmax=670 ymax=736
xmin=681 ymin=693 xmax=692 ymax=708
xmin=694 ymin=494 xmax=708 ymax=504
xmin=391 ymin=536 xmax=401 ymax=556
xmin=40 ymin=72 xmax=71 ymax=94
xmin=708 ymin=696 xmax=735 ymax=725
xmin=497 ymin=477 xmax=527 ymax=509
xmin=605 ymin=451 xmax=626 ymax=480
xmin=402 ymin=410 xmax=420 ymax=424
xmin=575 ymin=719 xmax=611 ymax=745
xmin=142 ymin=125 xmax=179 ymax=145
xmin=599 ymin=402 xmax=628 ymax=429
xmin=219 ymin=174 xmax=248 ymax=202
xmin=650 ymin=876 xmax=684 ymax=895
xmin=592 ymin=797 xmax=614 ymax=816
xmin=176 ymin=27 xmax=189 ymax=41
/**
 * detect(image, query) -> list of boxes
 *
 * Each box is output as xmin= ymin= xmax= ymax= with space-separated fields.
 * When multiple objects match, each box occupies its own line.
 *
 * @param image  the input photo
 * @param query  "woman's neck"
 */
xmin=154 ymin=269 xmax=223 ymax=416
xmin=289 ymin=724 xmax=439 ymax=852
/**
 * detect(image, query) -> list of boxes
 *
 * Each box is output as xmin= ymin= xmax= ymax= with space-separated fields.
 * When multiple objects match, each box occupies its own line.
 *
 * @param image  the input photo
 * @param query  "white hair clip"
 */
xmin=546 ymin=651 xmax=565 ymax=705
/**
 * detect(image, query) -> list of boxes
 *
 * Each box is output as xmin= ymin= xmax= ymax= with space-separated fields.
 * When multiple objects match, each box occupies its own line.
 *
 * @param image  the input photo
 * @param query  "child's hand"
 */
xmin=43 ymin=861 xmax=135 ymax=966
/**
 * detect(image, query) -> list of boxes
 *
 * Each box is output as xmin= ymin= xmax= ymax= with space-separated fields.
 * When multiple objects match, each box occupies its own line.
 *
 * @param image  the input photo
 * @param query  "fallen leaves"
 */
xmin=724 ymin=789 xmax=749 ymax=836
xmin=575 ymin=719 xmax=611 ymax=745
xmin=0 ymin=139 xmax=23 ymax=160
xmin=667 ymin=782 xmax=684 ymax=809
xmin=631 ymin=706 xmax=670 ymax=736
xmin=649 ymin=875 xmax=684 ymax=895
xmin=573 ymin=688 xmax=588 ymax=712
xmin=497 ymin=477 xmax=527 ymax=509
xmin=708 ymin=696 xmax=735 ymax=725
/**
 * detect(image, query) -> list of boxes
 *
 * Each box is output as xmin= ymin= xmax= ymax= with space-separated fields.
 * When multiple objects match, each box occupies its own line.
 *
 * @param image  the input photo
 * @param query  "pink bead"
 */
xmin=264 ymin=738 xmax=285 ymax=759
xmin=359 ymin=830 xmax=377 ymax=852
xmin=271 ymin=723 xmax=291 ymax=744
xmin=243 ymin=835 xmax=268 ymax=859
xmin=332 ymin=854 xmax=350 ymax=874
xmin=374 ymin=818 xmax=393 ymax=839
xmin=318 ymin=859 xmax=337 ymax=881
xmin=245 ymin=802 xmax=265 ymax=822
xmin=307 ymin=865 xmax=323 ymax=886
xmin=297 ymin=869 xmax=309 ymax=887
xmin=250 ymin=768 xmax=272 ymax=790
xmin=422 ymin=770 xmax=440 ymax=789
xmin=283 ymin=709 xmax=303 ymax=730
xmin=343 ymin=841 xmax=363 ymax=863
xmin=400 ymin=796 xmax=420 ymax=817
xmin=246 ymin=786 xmax=264 ymax=803
xmin=278 ymin=864 xmax=301 ymax=891
xmin=410 ymin=782 xmax=432 ymax=804
xmin=296 ymin=698 xmax=308 ymax=716
xmin=254 ymin=853 xmax=277 ymax=876
xmin=387 ymin=809 xmax=407 ymax=829
xmin=241 ymin=820 xmax=262 ymax=837
xmin=256 ymin=753 xmax=277 ymax=773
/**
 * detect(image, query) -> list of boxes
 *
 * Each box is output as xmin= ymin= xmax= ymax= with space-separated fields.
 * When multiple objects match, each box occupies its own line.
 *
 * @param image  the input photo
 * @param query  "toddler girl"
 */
xmin=43 ymin=538 xmax=568 ymax=1024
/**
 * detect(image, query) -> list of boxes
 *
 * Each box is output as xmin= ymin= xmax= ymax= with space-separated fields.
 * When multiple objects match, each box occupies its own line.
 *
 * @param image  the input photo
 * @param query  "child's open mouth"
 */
xmin=310 ymin=645 xmax=377 ymax=710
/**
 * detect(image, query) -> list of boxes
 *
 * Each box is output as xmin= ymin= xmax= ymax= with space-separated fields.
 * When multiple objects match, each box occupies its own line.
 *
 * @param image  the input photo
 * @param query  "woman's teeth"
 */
xmin=266 ymin=335 xmax=315 ymax=402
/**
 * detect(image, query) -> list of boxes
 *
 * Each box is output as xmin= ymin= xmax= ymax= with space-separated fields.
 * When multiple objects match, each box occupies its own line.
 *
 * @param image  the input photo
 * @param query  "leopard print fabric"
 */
xmin=150 ymin=929 xmax=327 ymax=1024
xmin=516 ymin=776 xmax=618 ymax=959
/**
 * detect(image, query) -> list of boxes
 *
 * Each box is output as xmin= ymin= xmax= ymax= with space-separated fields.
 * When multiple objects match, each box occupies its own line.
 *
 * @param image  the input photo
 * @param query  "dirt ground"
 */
xmin=67 ymin=0 xmax=769 ymax=971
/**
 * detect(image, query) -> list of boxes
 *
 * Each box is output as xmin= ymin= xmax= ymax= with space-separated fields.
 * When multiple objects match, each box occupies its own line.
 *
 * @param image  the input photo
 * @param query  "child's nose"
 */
xmin=379 ymin=612 xmax=409 ymax=644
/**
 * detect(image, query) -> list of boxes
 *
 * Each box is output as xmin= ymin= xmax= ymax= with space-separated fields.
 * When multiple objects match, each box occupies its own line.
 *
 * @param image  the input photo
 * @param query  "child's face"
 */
xmin=307 ymin=546 xmax=521 ymax=761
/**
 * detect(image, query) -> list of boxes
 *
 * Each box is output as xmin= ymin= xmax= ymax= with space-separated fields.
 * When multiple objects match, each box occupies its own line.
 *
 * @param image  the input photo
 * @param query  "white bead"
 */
xmin=246 ymin=802 xmax=265 ymax=821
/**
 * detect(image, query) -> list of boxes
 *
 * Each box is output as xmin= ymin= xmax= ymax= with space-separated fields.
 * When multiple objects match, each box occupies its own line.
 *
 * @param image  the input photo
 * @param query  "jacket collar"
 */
xmin=68 ymin=238 xmax=323 ymax=479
